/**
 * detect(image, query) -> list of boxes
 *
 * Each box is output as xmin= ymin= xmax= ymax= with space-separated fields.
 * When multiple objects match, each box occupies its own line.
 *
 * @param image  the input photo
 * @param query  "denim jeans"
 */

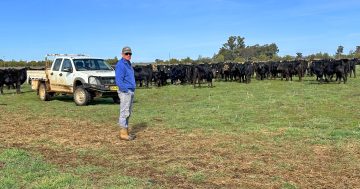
xmin=117 ymin=90 xmax=134 ymax=128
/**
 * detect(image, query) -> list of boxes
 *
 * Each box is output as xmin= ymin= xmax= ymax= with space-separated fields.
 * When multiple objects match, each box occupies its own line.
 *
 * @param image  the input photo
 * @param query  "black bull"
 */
xmin=193 ymin=64 xmax=214 ymax=87
xmin=133 ymin=65 xmax=153 ymax=87
xmin=0 ymin=68 xmax=27 ymax=94
xmin=310 ymin=59 xmax=348 ymax=84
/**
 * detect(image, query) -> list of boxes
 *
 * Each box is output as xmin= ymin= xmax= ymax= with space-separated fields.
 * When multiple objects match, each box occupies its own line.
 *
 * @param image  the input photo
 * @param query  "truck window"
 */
xmin=53 ymin=59 xmax=63 ymax=71
xmin=74 ymin=60 xmax=86 ymax=71
xmin=74 ymin=59 xmax=112 ymax=71
xmin=61 ymin=59 xmax=72 ymax=71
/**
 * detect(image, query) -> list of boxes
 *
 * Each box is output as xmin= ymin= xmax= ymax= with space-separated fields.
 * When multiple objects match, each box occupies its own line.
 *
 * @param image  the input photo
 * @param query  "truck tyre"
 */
xmin=39 ymin=83 xmax=50 ymax=101
xmin=74 ymin=86 xmax=90 ymax=106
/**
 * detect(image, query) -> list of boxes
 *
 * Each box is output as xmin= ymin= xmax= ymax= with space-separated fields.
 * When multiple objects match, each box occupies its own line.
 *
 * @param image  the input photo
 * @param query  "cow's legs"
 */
xmin=16 ymin=83 xmax=21 ymax=94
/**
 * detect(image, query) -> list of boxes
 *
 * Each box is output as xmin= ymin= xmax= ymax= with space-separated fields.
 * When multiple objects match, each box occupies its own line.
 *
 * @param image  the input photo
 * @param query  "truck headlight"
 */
xmin=89 ymin=76 xmax=101 ymax=85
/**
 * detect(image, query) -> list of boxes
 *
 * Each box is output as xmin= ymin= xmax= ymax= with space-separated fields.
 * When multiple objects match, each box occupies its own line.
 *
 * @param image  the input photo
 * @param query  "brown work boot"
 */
xmin=119 ymin=128 xmax=136 ymax=141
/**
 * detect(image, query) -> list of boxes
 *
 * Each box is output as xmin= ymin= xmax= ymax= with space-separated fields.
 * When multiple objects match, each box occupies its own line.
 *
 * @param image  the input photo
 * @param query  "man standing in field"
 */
xmin=115 ymin=46 xmax=136 ymax=141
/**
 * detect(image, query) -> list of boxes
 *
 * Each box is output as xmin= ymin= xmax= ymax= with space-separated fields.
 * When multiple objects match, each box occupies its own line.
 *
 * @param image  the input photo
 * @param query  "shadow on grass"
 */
xmin=307 ymin=81 xmax=323 ymax=85
xmin=51 ymin=95 xmax=117 ymax=106
xmin=306 ymin=80 xmax=346 ymax=85
xmin=0 ymin=90 xmax=34 ymax=95
xmin=193 ymin=85 xmax=216 ymax=89
xmin=131 ymin=122 xmax=148 ymax=134
xmin=135 ymin=87 xmax=154 ymax=89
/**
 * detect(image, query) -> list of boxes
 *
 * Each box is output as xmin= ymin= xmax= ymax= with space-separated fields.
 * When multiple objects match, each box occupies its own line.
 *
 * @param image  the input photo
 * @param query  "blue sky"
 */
xmin=1 ymin=0 xmax=360 ymax=62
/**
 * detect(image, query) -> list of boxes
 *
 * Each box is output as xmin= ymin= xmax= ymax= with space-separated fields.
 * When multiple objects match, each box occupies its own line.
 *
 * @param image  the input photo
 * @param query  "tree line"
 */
xmin=1 ymin=35 xmax=360 ymax=67
xmin=211 ymin=36 xmax=360 ymax=63
xmin=155 ymin=36 xmax=360 ymax=64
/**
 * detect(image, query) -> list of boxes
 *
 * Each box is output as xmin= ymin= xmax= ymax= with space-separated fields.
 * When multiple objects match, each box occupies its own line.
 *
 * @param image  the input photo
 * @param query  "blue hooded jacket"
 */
xmin=115 ymin=58 xmax=135 ymax=92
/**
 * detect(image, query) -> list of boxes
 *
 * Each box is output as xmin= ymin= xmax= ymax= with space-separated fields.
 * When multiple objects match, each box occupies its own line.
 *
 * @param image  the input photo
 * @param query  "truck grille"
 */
xmin=100 ymin=77 xmax=116 ymax=85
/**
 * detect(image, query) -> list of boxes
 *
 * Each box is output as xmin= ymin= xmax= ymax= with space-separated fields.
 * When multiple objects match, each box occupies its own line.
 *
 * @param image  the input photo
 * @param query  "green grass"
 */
xmin=3 ymin=73 xmax=359 ymax=141
xmin=1 ymin=69 xmax=360 ymax=188
xmin=0 ymin=148 xmax=88 ymax=188
xmin=0 ymin=149 xmax=151 ymax=189
xmin=3 ymin=79 xmax=360 ymax=133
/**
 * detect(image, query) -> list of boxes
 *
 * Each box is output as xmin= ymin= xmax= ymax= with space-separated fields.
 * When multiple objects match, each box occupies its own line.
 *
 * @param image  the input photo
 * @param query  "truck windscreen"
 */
xmin=73 ymin=59 xmax=113 ymax=71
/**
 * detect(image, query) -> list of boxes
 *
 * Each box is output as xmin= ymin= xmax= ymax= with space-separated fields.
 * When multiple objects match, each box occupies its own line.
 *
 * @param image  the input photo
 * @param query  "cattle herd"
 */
xmin=134 ymin=58 xmax=358 ymax=87
xmin=0 ymin=58 xmax=358 ymax=95
xmin=0 ymin=68 xmax=27 ymax=94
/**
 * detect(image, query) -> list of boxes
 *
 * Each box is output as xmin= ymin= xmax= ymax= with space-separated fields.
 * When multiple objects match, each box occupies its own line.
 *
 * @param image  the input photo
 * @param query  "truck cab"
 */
xmin=30 ymin=54 xmax=119 ymax=105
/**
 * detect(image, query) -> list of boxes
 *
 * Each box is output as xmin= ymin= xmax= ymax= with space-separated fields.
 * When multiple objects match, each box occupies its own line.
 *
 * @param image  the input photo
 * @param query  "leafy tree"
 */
xmin=296 ymin=52 xmax=303 ymax=59
xmin=1 ymin=60 xmax=6 ymax=67
xmin=214 ymin=54 xmax=225 ymax=62
xmin=351 ymin=46 xmax=360 ymax=59
xmin=217 ymin=36 xmax=279 ymax=62
xmin=196 ymin=56 xmax=211 ymax=64
xmin=282 ymin=55 xmax=294 ymax=61
xmin=218 ymin=47 xmax=234 ymax=61
xmin=169 ymin=58 xmax=179 ymax=64
xmin=262 ymin=43 xmax=279 ymax=59
xmin=336 ymin=45 xmax=344 ymax=58
xmin=106 ymin=56 xmax=119 ymax=65
xmin=238 ymin=46 xmax=256 ymax=60
xmin=222 ymin=36 xmax=245 ymax=51
xmin=28 ymin=61 xmax=37 ymax=67
xmin=181 ymin=57 xmax=193 ymax=64
xmin=309 ymin=52 xmax=332 ymax=60
xmin=356 ymin=46 xmax=360 ymax=54
xmin=307 ymin=54 xmax=316 ymax=60
xmin=257 ymin=54 xmax=268 ymax=61
xmin=155 ymin=59 xmax=164 ymax=64
xmin=234 ymin=57 xmax=245 ymax=63
xmin=323 ymin=53 xmax=332 ymax=59
xmin=219 ymin=36 xmax=246 ymax=61
xmin=271 ymin=55 xmax=282 ymax=61
xmin=347 ymin=50 xmax=355 ymax=58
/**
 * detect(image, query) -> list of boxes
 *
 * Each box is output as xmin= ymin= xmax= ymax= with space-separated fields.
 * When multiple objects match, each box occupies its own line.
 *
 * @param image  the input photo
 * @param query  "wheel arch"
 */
xmin=73 ymin=77 xmax=86 ymax=90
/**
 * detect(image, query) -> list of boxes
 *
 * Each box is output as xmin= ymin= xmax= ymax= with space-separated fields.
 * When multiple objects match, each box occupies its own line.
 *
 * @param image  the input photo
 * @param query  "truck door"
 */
xmin=49 ymin=58 xmax=63 ymax=91
xmin=59 ymin=59 xmax=75 ymax=92
xmin=49 ymin=58 xmax=73 ymax=93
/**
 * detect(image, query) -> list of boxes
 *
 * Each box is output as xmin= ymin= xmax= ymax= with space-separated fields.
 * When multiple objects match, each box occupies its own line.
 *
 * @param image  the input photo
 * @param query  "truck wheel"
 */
xmin=74 ymin=86 xmax=90 ymax=106
xmin=39 ymin=83 xmax=50 ymax=101
xmin=113 ymin=96 xmax=120 ymax=104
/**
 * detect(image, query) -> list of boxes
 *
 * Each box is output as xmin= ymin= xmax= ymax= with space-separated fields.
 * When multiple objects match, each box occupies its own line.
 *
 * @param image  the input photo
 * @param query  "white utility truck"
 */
xmin=28 ymin=54 xmax=119 ymax=105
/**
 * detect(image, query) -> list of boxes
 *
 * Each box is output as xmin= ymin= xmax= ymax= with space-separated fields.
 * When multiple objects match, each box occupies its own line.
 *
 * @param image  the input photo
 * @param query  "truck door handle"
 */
xmin=59 ymin=73 xmax=63 ymax=76
xmin=50 ymin=72 xmax=53 ymax=75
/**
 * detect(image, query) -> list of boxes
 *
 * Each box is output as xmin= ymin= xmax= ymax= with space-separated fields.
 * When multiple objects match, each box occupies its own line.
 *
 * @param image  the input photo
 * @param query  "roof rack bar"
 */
xmin=46 ymin=54 xmax=88 ymax=57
